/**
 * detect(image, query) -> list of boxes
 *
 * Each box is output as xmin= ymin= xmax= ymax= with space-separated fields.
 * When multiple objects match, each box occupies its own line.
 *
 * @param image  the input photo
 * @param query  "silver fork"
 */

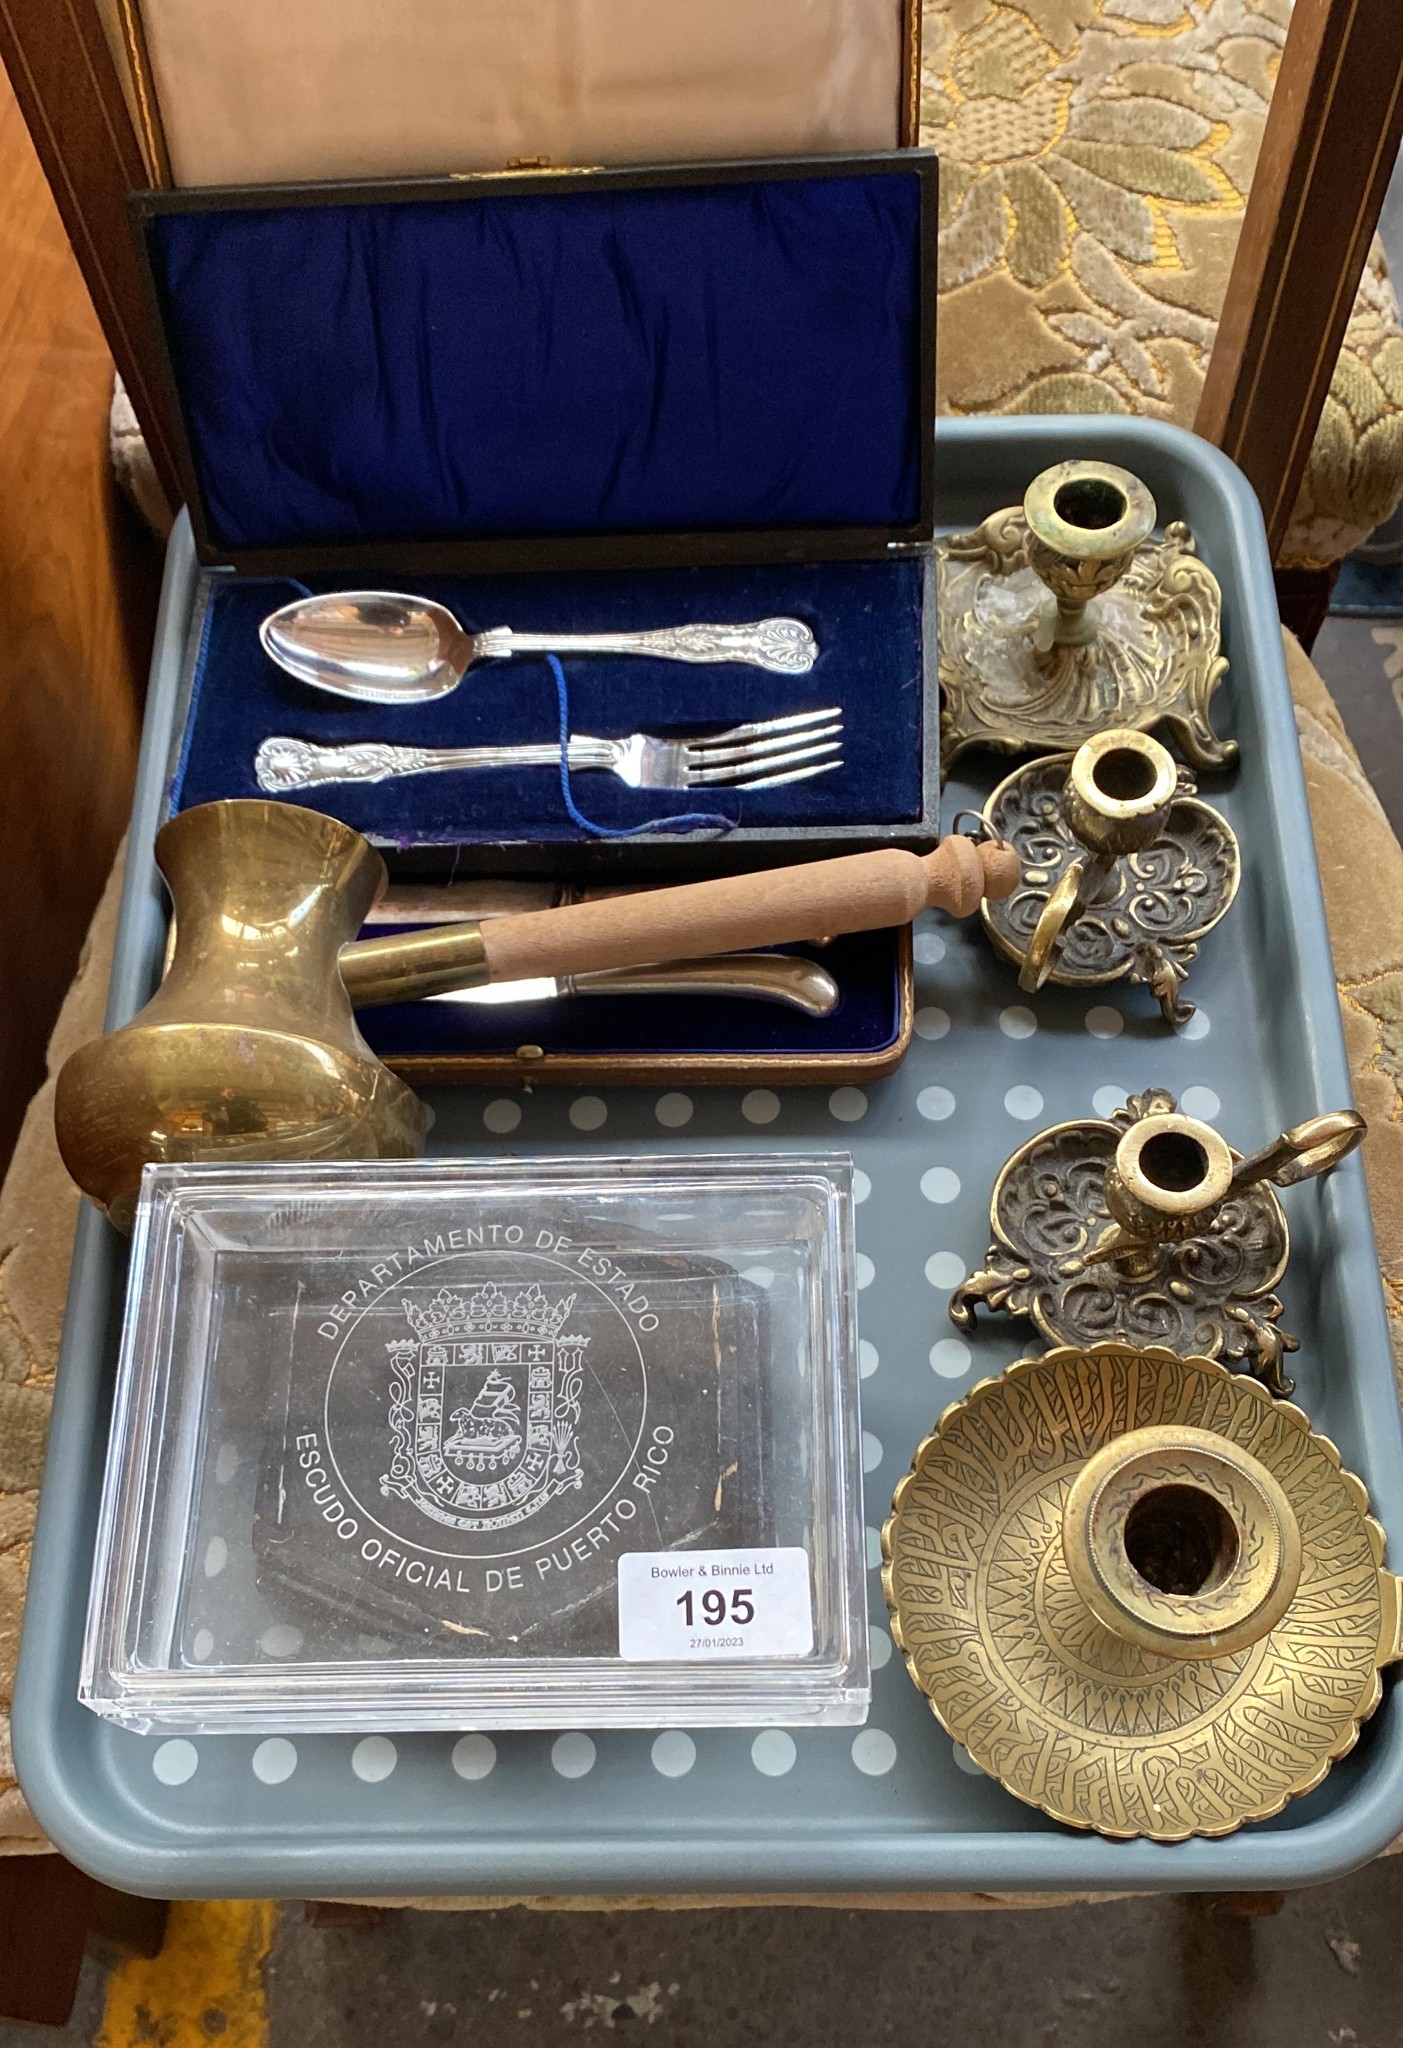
xmin=254 ymin=707 xmax=844 ymax=794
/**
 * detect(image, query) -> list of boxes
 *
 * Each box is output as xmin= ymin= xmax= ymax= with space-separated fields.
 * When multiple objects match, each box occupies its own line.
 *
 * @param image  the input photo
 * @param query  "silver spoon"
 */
xmin=260 ymin=591 xmax=819 ymax=704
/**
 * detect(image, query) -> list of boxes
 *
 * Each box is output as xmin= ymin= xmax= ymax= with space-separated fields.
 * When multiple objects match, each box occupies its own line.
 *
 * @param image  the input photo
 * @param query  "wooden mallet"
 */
xmin=55 ymin=802 xmax=1020 ymax=1223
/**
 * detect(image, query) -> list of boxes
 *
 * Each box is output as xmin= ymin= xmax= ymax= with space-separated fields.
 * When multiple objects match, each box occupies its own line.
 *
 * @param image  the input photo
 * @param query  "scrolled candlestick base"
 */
xmin=938 ymin=458 xmax=1235 ymax=773
xmin=948 ymin=1086 xmax=1365 ymax=1397
xmin=980 ymin=726 xmax=1237 ymax=1027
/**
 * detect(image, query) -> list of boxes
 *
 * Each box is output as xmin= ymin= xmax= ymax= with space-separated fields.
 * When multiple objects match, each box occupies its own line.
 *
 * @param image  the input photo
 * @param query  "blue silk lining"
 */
xmin=148 ymin=172 xmax=923 ymax=554
xmin=155 ymin=166 xmax=924 ymax=1056
xmin=171 ymin=559 xmax=926 ymax=840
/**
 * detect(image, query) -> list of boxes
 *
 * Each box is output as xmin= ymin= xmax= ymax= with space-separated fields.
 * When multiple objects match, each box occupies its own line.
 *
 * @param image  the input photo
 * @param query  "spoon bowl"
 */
xmin=260 ymin=591 xmax=820 ymax=704
xmin=261 ymin=592 xmax=471 ymax=703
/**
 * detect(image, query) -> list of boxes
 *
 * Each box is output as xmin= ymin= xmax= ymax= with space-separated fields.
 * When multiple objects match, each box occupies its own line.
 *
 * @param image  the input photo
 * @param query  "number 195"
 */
xmin=677 ymin=1587 xmax=754 ymax=1627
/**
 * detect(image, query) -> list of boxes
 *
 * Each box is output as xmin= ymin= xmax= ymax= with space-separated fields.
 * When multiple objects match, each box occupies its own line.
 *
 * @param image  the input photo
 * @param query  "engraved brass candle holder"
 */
xmin=950 ymin=1088 xmax=1365 ymax=1397
xmin=938 ymin=459 xmax=1234 ymax=773
xmin=883 ymin=1341 xmax=1403 ymax=1842
xmin=978 ymin=726 xmax=1239 ymax=1026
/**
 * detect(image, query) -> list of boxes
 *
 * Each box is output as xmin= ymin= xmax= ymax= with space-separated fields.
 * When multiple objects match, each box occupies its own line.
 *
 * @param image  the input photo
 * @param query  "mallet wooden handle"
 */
xmin=488 ymin=836 xmax=1020 ymax=981
xmin=343 ymin=837 xmax=1019 ymax=1004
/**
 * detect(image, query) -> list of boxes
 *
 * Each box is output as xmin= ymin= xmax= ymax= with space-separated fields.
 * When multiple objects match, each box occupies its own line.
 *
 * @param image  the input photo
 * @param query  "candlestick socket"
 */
xmin=1023 ymin=461 xmax=1158 ymax=647
xmin=1064 ymin=729 xmax=1180 ymax=858
xmin=1103 ymin=1111 xmax=1234 ymax=1247
xmin=1062 ymin=1424 xmax=1302 ymax=1660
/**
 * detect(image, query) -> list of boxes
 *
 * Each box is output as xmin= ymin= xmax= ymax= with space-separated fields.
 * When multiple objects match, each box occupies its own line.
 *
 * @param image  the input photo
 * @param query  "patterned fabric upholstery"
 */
xmin=922 ymin=0 xmax=1403 ymax=566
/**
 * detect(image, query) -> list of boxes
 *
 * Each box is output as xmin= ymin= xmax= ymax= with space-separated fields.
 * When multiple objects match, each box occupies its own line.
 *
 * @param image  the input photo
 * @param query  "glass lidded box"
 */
xmin=81 ymin=1155 xmax=867 ymax=1732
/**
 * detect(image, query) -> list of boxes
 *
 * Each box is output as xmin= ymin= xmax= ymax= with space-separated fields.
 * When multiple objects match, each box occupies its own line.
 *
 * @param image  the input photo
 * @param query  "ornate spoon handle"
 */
xmin=474 ymin=618 xmax=818 ymax=675
xmin=255 ymin=736 xmax=613 ymax=792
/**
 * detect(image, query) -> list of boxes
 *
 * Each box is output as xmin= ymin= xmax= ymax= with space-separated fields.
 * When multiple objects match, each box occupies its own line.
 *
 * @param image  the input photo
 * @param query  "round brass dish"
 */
xmin=882 ymin=1343 xmax=1403 ymax=1842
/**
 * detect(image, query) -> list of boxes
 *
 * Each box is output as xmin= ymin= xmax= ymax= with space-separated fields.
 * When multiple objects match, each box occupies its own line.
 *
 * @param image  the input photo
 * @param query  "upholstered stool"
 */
xmin=2 ymin=634 xmax=1401 ymax=1884
xmin=922 ymin=0 xmax=1403 ymax=574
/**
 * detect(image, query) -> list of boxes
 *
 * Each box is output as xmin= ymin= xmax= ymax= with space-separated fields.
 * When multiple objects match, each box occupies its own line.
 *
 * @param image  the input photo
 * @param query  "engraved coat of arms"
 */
xmin=380 ymin=1283 xmax=588 ymax=1532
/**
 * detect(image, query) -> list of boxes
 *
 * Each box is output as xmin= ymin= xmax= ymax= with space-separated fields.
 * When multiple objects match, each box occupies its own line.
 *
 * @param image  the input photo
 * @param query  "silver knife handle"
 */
xmin=476 ymin=618 xmax=818 ymax=675
xmin=254 ymin=736 xmax=611 ymax=792
xmin=568 ymin=955 xmax=839 ymax=1017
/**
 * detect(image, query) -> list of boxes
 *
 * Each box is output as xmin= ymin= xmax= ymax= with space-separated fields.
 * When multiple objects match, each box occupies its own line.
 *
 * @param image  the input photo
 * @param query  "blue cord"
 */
xmin=240 ymin=576 xmax=316 ymax=599
xmin=547 ymin=655 xmax=737 ymax=838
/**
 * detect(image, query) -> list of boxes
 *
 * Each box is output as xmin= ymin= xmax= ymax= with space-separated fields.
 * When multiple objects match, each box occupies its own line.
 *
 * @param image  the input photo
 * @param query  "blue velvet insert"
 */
xmin=172 ymin=559 xmax=925 ymax=840
xmin=358 ymin=933 xmax=902 ymax=1062
xmin=147 ymin=172 xmax=922 ymax=553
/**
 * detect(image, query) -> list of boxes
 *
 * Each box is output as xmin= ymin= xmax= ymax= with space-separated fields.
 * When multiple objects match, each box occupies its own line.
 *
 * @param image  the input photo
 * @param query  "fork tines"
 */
xmin=685 ymin=706 xmax=844 ymax=789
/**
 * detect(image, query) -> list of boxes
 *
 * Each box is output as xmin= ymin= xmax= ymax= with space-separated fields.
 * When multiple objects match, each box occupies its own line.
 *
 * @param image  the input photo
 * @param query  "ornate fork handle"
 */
xmin=475 ymin=618 xmax=818 ymax=675
xmin=255 ymin=735 xmax=616 ymax=792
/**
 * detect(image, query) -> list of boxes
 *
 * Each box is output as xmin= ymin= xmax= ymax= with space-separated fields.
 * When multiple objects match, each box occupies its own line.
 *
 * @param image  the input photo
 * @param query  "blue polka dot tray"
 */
xmin=15 ymin=417 xmax=1403 ymax=1898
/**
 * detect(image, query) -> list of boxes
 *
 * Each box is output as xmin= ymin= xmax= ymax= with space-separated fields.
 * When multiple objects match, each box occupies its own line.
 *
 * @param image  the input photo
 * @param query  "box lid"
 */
xmin=124 ymin=0 xmax=920 ymax=188
xmin=133 ymin=152 xmax=937 ymax=575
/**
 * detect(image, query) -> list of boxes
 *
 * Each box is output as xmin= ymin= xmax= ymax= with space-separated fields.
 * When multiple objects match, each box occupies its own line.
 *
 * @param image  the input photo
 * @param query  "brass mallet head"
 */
xmin=55 ymin=802 xmax=429 ymax=1229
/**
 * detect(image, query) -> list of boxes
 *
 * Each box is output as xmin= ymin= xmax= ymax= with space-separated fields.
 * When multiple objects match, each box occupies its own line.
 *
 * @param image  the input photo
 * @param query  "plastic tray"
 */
xmin=16 ymin=416 xmax=1403 ymax=1898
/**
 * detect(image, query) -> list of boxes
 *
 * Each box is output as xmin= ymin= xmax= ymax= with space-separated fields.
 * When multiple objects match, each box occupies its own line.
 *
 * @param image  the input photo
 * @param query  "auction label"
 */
xmin=617 ymin=1547 xmax=813 ymax=1661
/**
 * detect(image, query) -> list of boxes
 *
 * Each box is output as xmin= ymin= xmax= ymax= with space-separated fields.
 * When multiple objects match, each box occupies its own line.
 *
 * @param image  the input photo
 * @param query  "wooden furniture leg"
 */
xmin=0 ymin=1856 xmax=94 ymax=2026
xmin=304 ymin=1901 xmax=391 ymax=1930
xmin=0 ymin=67 xmax=158 ymax=1174
xmin=1274 ymin=565 xmax=1341 ymax=654
xmin=0 ymin=0 xmax=180 ymax=505
xmin=0 ymin=1859 xmax=170 ymax=2026
xmin=1204 ymin=1891 xmax=1288 ymax=1918
xmin=89 ymin=1882 xmax=170 ymax=1962
xmin=1195 ymin=0 xmax=1403 ymax=561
